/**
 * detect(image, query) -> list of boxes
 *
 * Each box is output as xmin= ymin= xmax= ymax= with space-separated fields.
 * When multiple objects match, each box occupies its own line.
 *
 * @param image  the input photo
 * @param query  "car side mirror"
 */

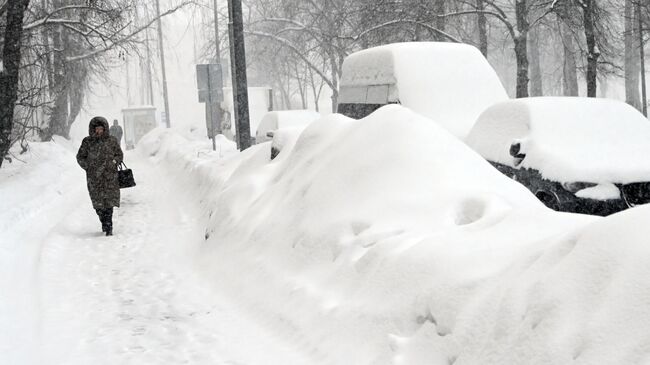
xmin=509 ymin=142 xmax=526 ymax=159
xmin=509 ymin=142 xmax=520 ymax=157
xmin=510 ymin=141 xmax=526 ymax=167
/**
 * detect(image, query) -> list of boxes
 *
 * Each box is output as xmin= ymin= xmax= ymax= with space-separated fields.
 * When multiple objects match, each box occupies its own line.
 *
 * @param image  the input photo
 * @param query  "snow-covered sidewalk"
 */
xmin=2 ymin=147 xmax=311 ymax=365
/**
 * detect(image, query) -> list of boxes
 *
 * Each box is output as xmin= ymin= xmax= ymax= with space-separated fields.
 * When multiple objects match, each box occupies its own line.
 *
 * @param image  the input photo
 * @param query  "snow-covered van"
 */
xmin=255 ymin=110 xmax=321 ymax=144
xmin=466 ymin=97 xmax=650 ymax=216
xmin=337 ymin=42 xmax=508 ymax=139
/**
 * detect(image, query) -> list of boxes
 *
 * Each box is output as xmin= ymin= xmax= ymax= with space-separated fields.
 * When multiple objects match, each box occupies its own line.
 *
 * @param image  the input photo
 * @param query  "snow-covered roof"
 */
xmin=466 ymin=97 xmax=650 ymax=184
xmin=339 ymin=42 xmax=508 ymax=138
xmin=121 ymin=105 xmax=156 ymax=111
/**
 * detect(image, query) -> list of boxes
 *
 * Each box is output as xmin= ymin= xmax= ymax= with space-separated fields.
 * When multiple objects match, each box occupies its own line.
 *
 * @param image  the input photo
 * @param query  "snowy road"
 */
xmin=6 ymin=152 xmax=310 ymax=365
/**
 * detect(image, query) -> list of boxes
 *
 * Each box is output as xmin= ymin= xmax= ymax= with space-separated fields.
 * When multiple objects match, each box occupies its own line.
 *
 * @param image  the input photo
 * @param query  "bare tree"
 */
xmin=624 ymin=0 xmax=641 ymax=108
xmin=578 ymin=0 xmax=600 ymax=97
xmin=0 ymin=0 xmax=31 ymax=168
xmin=0 ymin=0 xmax=192 ymax=166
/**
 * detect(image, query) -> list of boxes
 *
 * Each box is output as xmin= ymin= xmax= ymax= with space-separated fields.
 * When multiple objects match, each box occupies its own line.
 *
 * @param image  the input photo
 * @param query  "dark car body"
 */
xmin=467 ymin=97 xmax=650 ymax=216
xmin=488 ymin=162 xmax=650 ymax=216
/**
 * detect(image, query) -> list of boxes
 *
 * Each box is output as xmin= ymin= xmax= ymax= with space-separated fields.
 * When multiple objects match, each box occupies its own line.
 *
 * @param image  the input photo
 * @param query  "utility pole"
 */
xmin=213 ymin=0 xmax=222 ymax=62
xmin=638 ymin=1 xmax=648 ymax=117
xmin=155 ymin=0 xmax=171 ymax=128
xmin=143 ymin=4 xmax=155 ymax=106
xmin=227 ymin=0 xmax=252 ymax=150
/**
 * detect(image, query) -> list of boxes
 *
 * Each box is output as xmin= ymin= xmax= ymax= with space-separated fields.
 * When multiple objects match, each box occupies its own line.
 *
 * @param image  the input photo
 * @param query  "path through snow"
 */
xmin=17 ymin=152 xmax=310 ymax=365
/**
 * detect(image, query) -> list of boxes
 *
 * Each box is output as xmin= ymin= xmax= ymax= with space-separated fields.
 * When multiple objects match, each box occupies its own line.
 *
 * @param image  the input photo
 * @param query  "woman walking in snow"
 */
xmin=76 ymin=116 xmax=124 ymax=236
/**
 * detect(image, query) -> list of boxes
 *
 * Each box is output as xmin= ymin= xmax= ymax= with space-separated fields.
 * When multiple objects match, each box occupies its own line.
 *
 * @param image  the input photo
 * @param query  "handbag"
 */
xmin=117 ymin=161 xmax=136 ymax=189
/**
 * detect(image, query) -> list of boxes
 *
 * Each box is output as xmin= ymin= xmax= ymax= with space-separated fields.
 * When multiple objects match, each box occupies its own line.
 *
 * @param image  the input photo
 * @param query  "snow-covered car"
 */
xmin=466 ymin=97 xmax=650 ymax=215
xmin=255 ymin=110 xmax=321 ymax=144
xmin=337 ymin=42 xmax=508 ymax=139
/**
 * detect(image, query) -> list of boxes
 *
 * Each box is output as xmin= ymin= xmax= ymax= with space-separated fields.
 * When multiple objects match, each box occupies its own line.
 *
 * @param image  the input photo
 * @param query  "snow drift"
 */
xmin=3 ymin=103 xmax=650 ymax=364
xmin=0 ymin=137 xmax=86 ymax=362
xmin=133 ymin=105 xmax=650 ymax=364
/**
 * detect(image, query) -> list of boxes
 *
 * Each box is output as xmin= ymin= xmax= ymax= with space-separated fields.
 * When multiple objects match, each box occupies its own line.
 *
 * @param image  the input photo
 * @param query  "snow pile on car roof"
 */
xmin=259 ymin=110 xmax=321 ymax=129
xmin=339 ymin=42 xmax=508 ymax=138
xmin=466 ymin=97 xmax=650 ymax=184
xmin=256 ymin=110 xmax=321 ymax=142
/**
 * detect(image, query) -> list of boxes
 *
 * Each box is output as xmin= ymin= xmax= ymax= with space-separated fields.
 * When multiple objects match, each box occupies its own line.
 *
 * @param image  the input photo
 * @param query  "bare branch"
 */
xmin=346 ymin=19 xmax=462 ymax=43
xmin=245 ymin=30 xmax=336 ymax=90
xmin=65 ymin=3 xmax=188 ymax=62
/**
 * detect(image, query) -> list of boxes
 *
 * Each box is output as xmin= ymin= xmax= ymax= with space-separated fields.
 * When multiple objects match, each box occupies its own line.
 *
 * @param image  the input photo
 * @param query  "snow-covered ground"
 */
xmin=3 ymin=105 xmax=650 ymax=364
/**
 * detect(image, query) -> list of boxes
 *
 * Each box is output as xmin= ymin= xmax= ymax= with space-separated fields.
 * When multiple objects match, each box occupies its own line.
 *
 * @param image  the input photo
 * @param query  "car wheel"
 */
xmin=536 ymin=191 xmax=560 ymax=211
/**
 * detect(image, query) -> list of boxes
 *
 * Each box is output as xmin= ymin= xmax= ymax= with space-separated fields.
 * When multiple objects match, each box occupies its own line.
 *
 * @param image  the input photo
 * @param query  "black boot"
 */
xmin=105 ymin=208 xmax=114 ymax=236
xmin=96 ymin=209 xmax=107 ymax=232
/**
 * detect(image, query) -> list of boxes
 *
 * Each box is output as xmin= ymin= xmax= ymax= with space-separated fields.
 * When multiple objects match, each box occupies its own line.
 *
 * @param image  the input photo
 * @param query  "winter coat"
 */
xmin=76 ymin=117 xmax=124 ymax=209
xmin=109 ymin=124 xmax=123 ymax=143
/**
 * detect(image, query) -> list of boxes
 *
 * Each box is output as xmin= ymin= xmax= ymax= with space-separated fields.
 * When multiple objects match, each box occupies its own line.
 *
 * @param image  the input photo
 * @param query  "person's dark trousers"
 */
xmin=95 ymin=208 xmax=114 ymax=235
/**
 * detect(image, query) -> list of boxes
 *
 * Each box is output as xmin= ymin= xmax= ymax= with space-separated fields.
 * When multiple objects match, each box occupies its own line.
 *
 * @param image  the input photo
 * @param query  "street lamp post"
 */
xmin=155 ymin=0 xmax=171 ymax=128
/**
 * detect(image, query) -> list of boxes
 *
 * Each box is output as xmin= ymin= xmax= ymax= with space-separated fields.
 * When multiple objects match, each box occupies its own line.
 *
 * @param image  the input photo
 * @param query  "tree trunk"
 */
xmin=582 ymin=0 xmax=599 ymax=97
xmin=278 ymin=78 xmax=292 ymax=110
xmin=557 ymin=11 xmax=579 ymax=96
xmin=476 ymin=0 xmax=488 ymax=57
xmin=625 ymin=0 xmax=642 ymax=109
xmin=294 ymin=64 xmax=307 ymax=109
xmin=43 ymin=23 xmax=70 ymax=140
xmin=0 ymin=0 xmax=31 ymax=168
xmin=414 ymin=0 xmax=426 ymax=41
xmin=636 ymin=1 xmax=647 ymax=116
xmin=66 ymin=64 xmax=87 ymax=133
xmin=308 ymin=67 xmax=323 ymax=112
xmin=514 ymin=0 xmax=529 ymax=98
xmin=330 ymin=54 xmax=339 ymax=112
xmin=41 ymin=0 xmax=54 ymax=96
xmin=528 ymin=27 xmax=543 ymax=96
xmin=434 ymin=0 xmax=446 ymax=42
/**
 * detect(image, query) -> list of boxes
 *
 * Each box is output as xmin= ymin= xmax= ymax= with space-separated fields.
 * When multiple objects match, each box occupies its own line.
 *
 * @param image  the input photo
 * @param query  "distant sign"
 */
xmin=197 ymin=64 xmax=225 ymax=140
xmin=196 ymin=64 xmax=223 ymax=103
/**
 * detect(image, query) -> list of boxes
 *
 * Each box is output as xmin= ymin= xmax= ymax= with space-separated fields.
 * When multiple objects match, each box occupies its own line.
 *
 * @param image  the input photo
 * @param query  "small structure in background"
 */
xmin=255 ymin=110 xmax=321 ymax=144
xmin=121 ymin=106 xmax=157 ymax=150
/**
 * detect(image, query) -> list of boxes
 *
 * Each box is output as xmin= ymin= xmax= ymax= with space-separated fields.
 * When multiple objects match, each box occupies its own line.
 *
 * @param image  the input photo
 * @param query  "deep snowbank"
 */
xmin=0 ymin=137 xmax=85 ymax=362
xmin=136 ymin=105 xmax=650 ymax=364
